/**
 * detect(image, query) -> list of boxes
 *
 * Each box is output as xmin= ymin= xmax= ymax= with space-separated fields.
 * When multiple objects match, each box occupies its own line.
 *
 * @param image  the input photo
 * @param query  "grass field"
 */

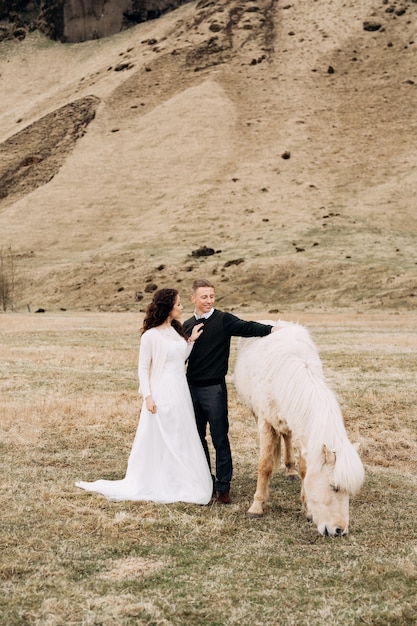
xmin=1 ymin=311 xmax=416 ymax=625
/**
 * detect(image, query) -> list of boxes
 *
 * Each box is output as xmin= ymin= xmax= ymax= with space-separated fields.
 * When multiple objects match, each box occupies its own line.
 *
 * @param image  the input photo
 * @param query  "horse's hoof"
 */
xmin=286 ymin=473 xmax=300 ymax=482
xmin=247 ymin=511 xmax=264 ymax=519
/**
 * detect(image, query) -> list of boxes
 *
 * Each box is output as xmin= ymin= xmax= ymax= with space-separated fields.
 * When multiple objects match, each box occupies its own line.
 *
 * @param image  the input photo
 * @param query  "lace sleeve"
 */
xmin=138 ymin=332 xmax=152 ymax=397
xmin=186 ymin=340 xmax=194 ymax=360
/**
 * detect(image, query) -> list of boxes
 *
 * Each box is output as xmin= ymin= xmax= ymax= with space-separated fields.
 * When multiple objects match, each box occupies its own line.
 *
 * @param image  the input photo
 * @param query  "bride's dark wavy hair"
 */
xmin=141 ymin=288 xmax=188 ymax=339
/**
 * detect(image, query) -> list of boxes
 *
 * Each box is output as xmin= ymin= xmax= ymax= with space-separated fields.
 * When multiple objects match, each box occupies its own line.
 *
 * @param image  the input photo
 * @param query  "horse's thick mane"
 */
xmin=236 ymin=322 xmax=365 ymax=494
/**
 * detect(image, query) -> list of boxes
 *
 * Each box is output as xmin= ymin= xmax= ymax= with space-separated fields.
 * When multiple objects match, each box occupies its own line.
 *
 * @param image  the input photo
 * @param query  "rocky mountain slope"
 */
xmin=0 ymin=1 xmax=192 ymax=43
xmin=0 ymin=0 xmax=416 ymax=312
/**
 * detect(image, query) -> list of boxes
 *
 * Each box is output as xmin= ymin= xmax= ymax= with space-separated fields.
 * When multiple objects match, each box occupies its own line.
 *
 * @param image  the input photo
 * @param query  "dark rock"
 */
xmin=144 ymin=282 xmax=158 ymax=292
xmin=363 ymin=21 xmax=382 ymax=32
xmin=224 ymin=258 xmax=244 ymax=268
xmin=13 ymin=26 xmax=27 ymax=39
xmin=191 ymin=246 xmax=216 ymax=257
xmin=114 ymin=62 xmax=133 ymax=71
xmin=209 ymin=22 xmax=222 ymax=32
xmin=0 ymin=2 xmax=36 ymax=22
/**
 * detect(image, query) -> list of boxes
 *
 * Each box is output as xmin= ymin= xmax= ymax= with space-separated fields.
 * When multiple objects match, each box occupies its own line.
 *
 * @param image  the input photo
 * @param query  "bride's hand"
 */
xmin=189 ymin=322 xmax=204 ymax=343
xmin=146 ymin=395 xmax=157 ymax=414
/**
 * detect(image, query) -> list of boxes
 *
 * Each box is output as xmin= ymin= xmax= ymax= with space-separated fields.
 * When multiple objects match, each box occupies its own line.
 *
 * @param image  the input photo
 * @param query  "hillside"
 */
xmin=0 ymin=0 xmax=416 ymax=313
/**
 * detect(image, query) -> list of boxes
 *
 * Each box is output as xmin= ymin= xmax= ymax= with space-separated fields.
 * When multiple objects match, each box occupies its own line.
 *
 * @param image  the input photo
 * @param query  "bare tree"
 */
xmin=0 ymin=247 xmax=17 ymax=311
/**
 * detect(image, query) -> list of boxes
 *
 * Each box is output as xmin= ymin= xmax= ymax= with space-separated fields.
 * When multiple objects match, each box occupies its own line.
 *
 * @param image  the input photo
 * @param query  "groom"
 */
xmin=183 ymin=278 xmax=279 ymax=504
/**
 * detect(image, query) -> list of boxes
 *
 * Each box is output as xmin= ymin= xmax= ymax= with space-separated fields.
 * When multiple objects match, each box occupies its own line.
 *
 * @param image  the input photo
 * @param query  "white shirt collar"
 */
xmin=194 ymin=308 xmax=214 ymax=320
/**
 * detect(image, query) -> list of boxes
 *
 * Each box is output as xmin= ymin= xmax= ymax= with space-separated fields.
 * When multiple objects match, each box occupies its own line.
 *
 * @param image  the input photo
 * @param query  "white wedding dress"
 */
xmin=75 ymin=327 xmax=212 ymax=505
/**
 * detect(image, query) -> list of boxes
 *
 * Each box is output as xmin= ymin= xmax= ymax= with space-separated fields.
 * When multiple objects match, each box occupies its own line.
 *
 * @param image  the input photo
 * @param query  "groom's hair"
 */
xmin=192 ymin=278 xmax=214 ymax=292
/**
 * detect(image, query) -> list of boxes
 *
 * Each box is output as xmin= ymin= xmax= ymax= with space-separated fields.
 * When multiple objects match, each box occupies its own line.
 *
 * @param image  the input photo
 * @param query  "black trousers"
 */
xmin=188 ymin=381 xmax=233 ymax=494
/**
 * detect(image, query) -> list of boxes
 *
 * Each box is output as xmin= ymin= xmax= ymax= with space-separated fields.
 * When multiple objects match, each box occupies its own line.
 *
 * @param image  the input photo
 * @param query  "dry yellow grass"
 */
xmin=1 ymin=310 xmax=416 ymax=625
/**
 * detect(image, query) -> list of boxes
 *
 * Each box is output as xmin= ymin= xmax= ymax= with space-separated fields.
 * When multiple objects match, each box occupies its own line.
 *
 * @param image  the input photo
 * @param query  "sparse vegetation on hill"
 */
xmin=0 ymin=0 xmax=416 ymax=312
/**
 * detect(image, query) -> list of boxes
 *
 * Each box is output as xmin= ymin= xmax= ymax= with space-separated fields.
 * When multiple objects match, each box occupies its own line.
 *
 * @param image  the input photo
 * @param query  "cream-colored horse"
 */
xmin=234 ymin=321 xmax=365 ymax=536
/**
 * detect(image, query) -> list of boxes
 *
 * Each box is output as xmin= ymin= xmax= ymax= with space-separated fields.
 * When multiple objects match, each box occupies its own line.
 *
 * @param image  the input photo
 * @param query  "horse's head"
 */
xmin=300 ymin=444 xmax=363 ymax=537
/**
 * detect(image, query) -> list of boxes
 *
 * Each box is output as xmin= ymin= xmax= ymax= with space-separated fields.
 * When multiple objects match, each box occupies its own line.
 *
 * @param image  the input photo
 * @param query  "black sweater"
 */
xmin=183 ymin=309 xmax=272 ymax=386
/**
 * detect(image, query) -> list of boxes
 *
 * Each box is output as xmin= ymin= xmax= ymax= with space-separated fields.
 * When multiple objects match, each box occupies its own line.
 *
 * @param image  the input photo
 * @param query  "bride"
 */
xmin=75 ymin=288 xmax=212 ymax=504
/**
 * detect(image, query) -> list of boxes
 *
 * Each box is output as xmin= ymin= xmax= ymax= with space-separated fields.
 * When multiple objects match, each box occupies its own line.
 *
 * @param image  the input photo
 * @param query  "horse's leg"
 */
xmin=298 ymin=452 xmax=312 ymax=521
xmin=282 ymin=430 xmax=299 ymax=481
xmin=248 ymin=419 xmax=281 ymax=517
